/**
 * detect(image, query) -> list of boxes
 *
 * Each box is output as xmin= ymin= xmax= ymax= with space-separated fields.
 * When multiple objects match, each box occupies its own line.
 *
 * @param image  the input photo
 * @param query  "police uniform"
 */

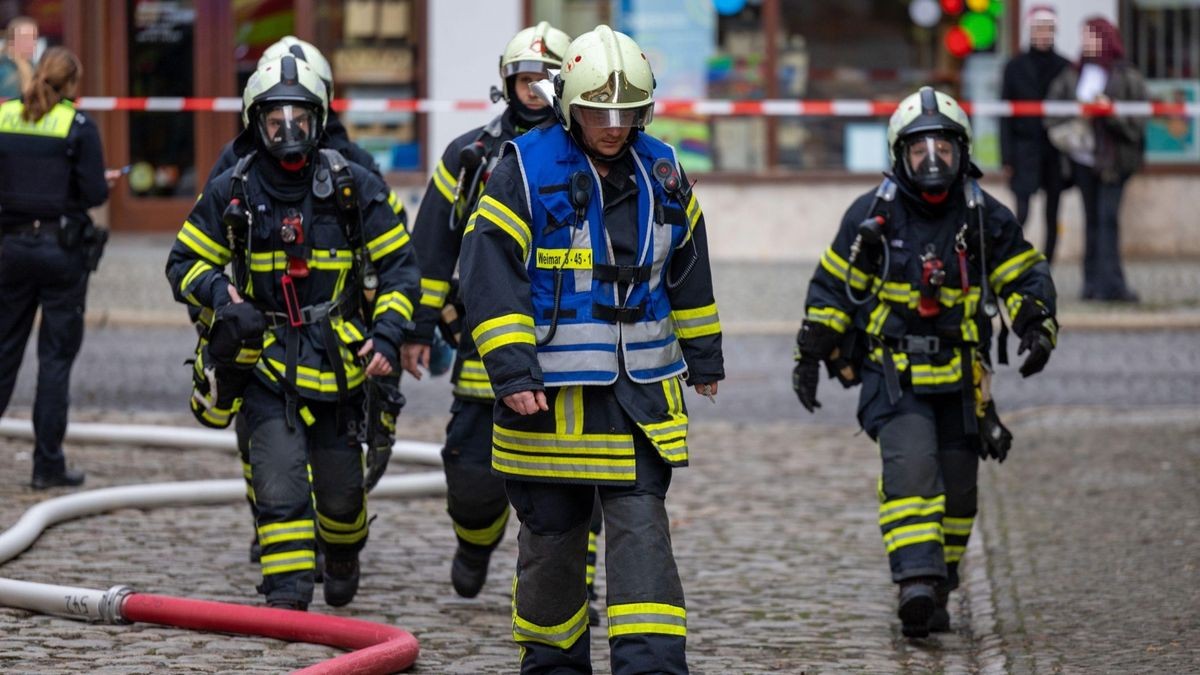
xmin=165 ymin=150 xmax=419 ymax=607
xmin=0 ymin=97 xmax=108 ymax=486
xmin=460 ymin=122 xmax=723 ymax=673
xmin=804 ymin=177 xmax=1055 ymax=619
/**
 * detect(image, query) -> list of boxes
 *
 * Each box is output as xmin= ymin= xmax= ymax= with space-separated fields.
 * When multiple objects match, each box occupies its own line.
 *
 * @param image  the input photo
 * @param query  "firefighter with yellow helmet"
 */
xmin=401 ymin=23 xmax=598 ymax=607
xmin=165 ymin=54 xmax=419 ymax=611
xmin=794 ymin=86 xmax=1057 ymax=637
xmin=459 ymin=25 xmax=722 ymax=673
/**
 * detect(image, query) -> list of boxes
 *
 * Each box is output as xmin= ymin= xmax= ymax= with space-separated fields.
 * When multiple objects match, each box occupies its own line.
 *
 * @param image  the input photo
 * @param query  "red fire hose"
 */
xmin=122 ymin=593 xmax=419 ymax=674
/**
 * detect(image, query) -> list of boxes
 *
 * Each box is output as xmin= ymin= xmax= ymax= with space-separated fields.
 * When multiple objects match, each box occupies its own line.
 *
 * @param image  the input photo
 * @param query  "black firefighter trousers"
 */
xmin=506 ymin=430 xmax=687 ymax=675
xmin=239 ymin=379 xmax=367 ymax=606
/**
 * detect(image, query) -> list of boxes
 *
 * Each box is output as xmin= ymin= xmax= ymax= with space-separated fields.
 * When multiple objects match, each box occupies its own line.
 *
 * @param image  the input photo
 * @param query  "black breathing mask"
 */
xmin=901 ymin=132 xmax=963 ymax=195
xmin=256 ymin=102 xmax=321 ymax=168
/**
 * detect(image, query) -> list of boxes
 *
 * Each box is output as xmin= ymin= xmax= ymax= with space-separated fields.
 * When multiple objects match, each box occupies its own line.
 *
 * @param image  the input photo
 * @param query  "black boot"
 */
xmin=31 ymin=467 xmax=86 ymax=490
xmin=929 ymin=586 xmax=951 ymax=633
xmin=323 ymin=556 xmax=360 ymax=607
xmin=249 ymin=535 xmax=261 ymax=563
xmin=898 ymin=578 xmax=937 ymax=638
xmin=267 ymin=598 xmax=308 ymax=611
xmin=451 ymin=544 xmax=492 ymax=598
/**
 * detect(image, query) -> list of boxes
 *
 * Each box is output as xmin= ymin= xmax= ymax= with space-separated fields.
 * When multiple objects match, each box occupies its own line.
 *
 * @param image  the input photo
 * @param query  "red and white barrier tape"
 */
xmin=57 ymin=97 xmax=1200 ymax=117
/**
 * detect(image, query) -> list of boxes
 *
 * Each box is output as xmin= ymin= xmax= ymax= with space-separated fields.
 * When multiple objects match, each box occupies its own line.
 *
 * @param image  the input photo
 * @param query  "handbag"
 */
xmin=1047 ymin=117 xmax=1095 ymax=157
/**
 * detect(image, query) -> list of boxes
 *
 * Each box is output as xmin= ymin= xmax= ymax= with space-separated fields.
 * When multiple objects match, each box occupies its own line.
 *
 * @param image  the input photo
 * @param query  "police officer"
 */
xmin=165 ymin=55 xmax=419 ymax=610
xmin=460 ymin=26 xmax=723 ymax=673
xmin=793 ymin=87 xmax=1057 ymax=637
xmin=400 ymin=21 xmax=584 ymax=604
xmin=196 ymin=35 xmax=407 ymax=567
xmin=0 ymin=47 xmax=111 ymax=490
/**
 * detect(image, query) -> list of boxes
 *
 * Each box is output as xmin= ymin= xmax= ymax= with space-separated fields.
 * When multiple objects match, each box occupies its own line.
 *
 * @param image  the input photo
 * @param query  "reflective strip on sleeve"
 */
xmin=367 ymin=223 xmax=412 ymax=261
xmin=178 ymin=220 xmax=232 ymax=266
xmin=806 ymin=305 xmax=851 ymax=333
xmin=472 ymin=313 xmax=536 ymax=357
xmin=373 ymin=290 xmax=414 ymax=322
xmin=989 ymin=248 xmax=1046 ymax=294
xmin=475 ymin=195 xmax=532 ymax=259
xmin=453 ymin=358 xmax=495 ymax=399
xmin=179 ymin=260 xmax=215 ymax=306
xmin=670 ymin=302 xmax=721 ymax=340
xmin=819 ymin=246 xmax=870 ymax=291
xmin=420 ymin=278 xmax=451 ymax=308
xmin=680 ymin=193 xmax=702 ymax=246
xmin=387 ymin=189 xmax=405 ymax=216
xmin=432 ymin=159 xmax=457 ymax=203
xmin=607 ymin=602 xmax=687 ymax=638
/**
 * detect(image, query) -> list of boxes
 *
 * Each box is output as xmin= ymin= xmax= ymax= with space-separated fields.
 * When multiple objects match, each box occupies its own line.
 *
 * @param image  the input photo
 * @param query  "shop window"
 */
xmin=314 ymin=0 xmax=420 ymax=173
xmin=127 ymin=0 xmax=196 ymax=198
xmin=1122 ymin=0 xmax=1200 ymax=166
xmin=234 ymin=1 xmax=296 ymax=100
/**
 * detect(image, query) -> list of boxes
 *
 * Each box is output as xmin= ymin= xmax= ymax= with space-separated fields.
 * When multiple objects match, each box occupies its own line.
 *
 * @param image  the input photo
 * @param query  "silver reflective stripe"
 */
xmin=513 ymin=605 xmax=590 ymax=647
xmin=557 ymin=386 xmax=583 ymax=436
xmin=493 ymin=452 xmax=637 ymax=480
xmin=571 ymin=216 xmax=594 ymax=292
xmin=536 ymin=322 xmax=619 ymax=378
xmin=493 ymin=427 xmax=633 ymax=452
xmin=623 ymin=318 xmax=685 ymax=382
xmin=630 ymin=152 xmax=655 ymax=270
xmin=608 ymin=610 xmax=687 ymax=631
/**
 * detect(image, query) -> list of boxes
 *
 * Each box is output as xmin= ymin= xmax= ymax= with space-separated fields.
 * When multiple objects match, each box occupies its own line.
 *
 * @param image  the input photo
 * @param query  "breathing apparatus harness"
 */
xmin=448 ymin=114 xmax=506 ymax=232
xmin=536 ymin=169 xmax=593 ymax=347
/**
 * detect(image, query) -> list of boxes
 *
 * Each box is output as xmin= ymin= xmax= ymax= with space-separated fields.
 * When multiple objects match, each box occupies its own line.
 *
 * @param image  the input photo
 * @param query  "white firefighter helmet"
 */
xmin=556 ymin=24 xmax=655 ymax=132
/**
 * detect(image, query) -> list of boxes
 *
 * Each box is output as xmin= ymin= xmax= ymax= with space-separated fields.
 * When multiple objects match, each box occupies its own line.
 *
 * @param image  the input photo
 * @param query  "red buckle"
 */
xmin=281 ymin=274 xmax=304 ymax=327
xmin=287 ymin=256 xmax=310 ymax=278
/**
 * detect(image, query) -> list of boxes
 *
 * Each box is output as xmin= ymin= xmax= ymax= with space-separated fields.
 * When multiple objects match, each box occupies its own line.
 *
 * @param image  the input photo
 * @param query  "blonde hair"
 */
xmin=22 ymin=46 xmax=80 ymax=123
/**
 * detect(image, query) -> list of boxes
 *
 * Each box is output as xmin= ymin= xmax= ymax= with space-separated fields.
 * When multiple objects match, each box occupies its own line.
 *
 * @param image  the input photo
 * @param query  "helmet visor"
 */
xmin=570 ymin=104 xmax=652 ymax=129
xmin=256 ymin=103 xmax=319 ymax=154
xmin=502 ymin=60 xmax=550 ymax=78
xmin=902 ymin=133 xmax=962 ymax=192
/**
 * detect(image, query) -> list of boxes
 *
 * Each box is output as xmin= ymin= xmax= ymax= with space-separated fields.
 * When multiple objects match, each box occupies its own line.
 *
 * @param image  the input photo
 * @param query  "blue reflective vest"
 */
xmin=507 ymin=125 xmax=691 ymax=386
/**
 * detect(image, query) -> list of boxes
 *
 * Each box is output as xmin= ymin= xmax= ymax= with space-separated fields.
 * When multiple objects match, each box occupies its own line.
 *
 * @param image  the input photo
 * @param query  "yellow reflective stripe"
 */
xmin=179 ymin=260 xmax=214 ymax=297
xmin=260 ymin=549 xmax=316 ymax=576
xmin=493 ymin=426 xmax=635 ymax=456
xmin=332 ymin=317 xmax=365 ymax=344
xmin=883 ymin=522 xmax=944 ymax=554
xmin=420 ymin=277 xmax=451 ymax=308
xmin=641 ymin=379 xmax=688 ymax=461
xmin=989 ymin=248 xmax=1045 ymax=294
xmin=1006 ymin=293 xmax=1023 ymax=320
xmin=806 ymin=306 xmax=850 ymax=333
xmin=819 ymin=246 xmax=870 ymax=291
xmin=554 ymin=386 xmax=585 ymax=436
xmin=257 ymin=519 xmax=316 ymax=546
xmin=472 ymin=313 xmax=536 ymax=357
xmin=943 ymin=516 xmax=974 ymax=537
xmin=432 ymin=160 xmax=457 ymax=203
xmin=191 ymin=397 xmax=235 ymax=428
xmin=257 ymin=348 xmax=365 ymax=394
xmin=869 ymin=346 xmax=909 ymax=371
xmin=0 ymin=100 xmax=75 ymax=138
xmin=880 ymin=281 xmax=918 ymax=308
xmin=681 ymin=193 xmax=702 ymax=245
xmin=476 ymin=195 xmax=532 ymax=259
xmin=492 ymin=424 xmax=637 ymax=482
xmin=248 ymin=250 xmax=354 ymax=272
xmin=671 ymin=302 xmax=721 ymax=340
xmin=242 ymin=462 xmax=253 ymax=481
xmin=454 ymin=509 xmax=510 ymax=547
xmin=944 ymin=544 xmax=967 ymax=563
xmin=387 ymin=189 xmax=405 ymax=216
xmin=607 ymin=602 xmax=687 ymax=638
xmin=367 ymin=223 xmax=412 ymax=261
xmin=866 ymin=301 xmax=890 ymax=336
xmin=911 ymin=350 xmax=963 ymax=386
xmin=454 ymin=359 xmax=494 ymax=399
xmin=513 ymin=600 xmax=589 ymax=649
xmin=235 ymin=346 xmax=262 ymax=365
xmin=178 ymin=221 xmax=231 ymax=266
xmin=317 ymin=508 xmax=368 ymax=545
xmin=879 ymin=494 xmax=946 ymax=526
xmin=373 ymin=291 xmax=414 ymax=322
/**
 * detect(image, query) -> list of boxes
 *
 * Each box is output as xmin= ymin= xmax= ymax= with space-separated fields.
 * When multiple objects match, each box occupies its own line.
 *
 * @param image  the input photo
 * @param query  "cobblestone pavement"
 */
xmin=3 ymin=405 xmax=1198 ymax=673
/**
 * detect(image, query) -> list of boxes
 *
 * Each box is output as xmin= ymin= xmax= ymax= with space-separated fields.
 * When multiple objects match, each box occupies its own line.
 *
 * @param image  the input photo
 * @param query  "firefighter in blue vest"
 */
xmin=400 ymin=22 xmax=605 ymax=608
xmin=459 ymin=25 xmax=722 ymax=674
xmin=0 ymin=47 xmax=112 ymax=490
xmin=165 ymin=54 xmax=419 ymax=610
xmin=793 ymin=87 xmax=1057 ymax=637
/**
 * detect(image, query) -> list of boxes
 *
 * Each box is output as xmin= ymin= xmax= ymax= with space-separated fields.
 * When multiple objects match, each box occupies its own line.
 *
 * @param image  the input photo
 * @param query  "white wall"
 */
xmin=426 ymin=0 xmax=521 ymax=176
xmin=1019 ymin=0 xmax=1118 ymax=57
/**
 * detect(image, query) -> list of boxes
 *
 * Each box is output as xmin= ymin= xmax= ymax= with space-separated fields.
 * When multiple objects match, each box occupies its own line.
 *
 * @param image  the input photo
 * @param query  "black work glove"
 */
xmin=793 ymin=358 xmax=822 ymax=412
xmin=1012 ymin=301 xmax=1057 ymax=378
xmin=978 ymin=400 xmax=1013 ymax=462
xmin=207 ymin=302 xmax=265 ymax=366
xmin=792 ymin=320 xmax=841 ymax=413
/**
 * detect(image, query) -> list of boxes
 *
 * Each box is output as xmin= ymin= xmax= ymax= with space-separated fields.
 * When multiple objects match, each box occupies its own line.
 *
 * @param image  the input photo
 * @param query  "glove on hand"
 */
xmin=793 ymin=358 xmax=821 ymax=413
xmin=1018 ymin=330 xmax=1053 ymax=377
xmin=1012 ymin=301 xmax=1057 ymax=378
xmin=978 ymin=400 xmax=1013 ymax=462
xmin=208 ymin=302 xmax=265 ymax=367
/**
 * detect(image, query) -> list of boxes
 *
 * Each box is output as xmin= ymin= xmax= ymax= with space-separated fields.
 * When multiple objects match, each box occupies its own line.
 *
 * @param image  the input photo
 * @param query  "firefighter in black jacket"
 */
xmin=794 ymin=87 xmax=1057 ymax=638
xmin=400 ymin=21 xmax=581 ymax=603
xmin=0 ymin=47 xmax=111 ymax=490
xmin=460 ymin=26 xmax=723 ymax=674
xmin=165 ymin=55 xmax=419 ymax=611
xmin=195 ymin=35 xmax=407 ymax=566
